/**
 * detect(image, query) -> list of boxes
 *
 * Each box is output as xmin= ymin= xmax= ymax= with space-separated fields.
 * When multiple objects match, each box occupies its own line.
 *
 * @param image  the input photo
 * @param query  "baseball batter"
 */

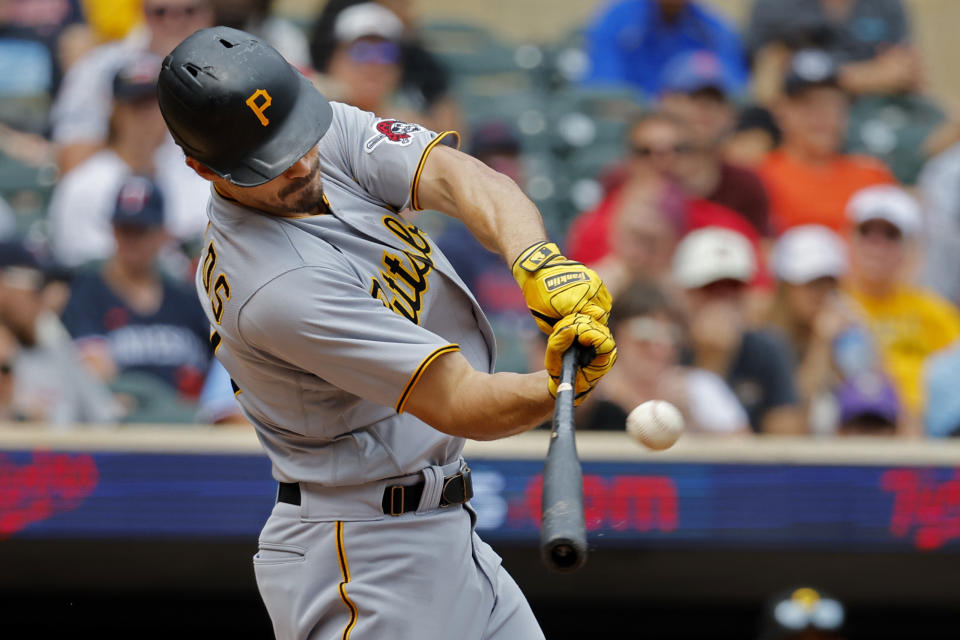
xmin=157 ymin=27 xmax=617 ymax=640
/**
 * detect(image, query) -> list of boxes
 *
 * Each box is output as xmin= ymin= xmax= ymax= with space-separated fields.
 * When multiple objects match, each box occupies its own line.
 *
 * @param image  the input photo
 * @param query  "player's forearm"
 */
xmin=404 ymin=350 xmax=554 ymax=440
xmin=447 ymin=369 xmax=554 ymax=441
xmin=416 ymin=145 xmax=547 ymax=263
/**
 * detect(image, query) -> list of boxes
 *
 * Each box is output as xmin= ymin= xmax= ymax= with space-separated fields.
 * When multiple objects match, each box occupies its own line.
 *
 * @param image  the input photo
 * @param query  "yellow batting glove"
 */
xmin=511 ymin=241 xmax=612 ymax=335
xmin=545 ymin=313 xmax=617 ymax=406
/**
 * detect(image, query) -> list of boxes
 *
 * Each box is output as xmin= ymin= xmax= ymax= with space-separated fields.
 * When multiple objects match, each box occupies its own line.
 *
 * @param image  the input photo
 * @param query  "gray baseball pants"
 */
xmin=253 ymin=461 xmax=545 ymax=639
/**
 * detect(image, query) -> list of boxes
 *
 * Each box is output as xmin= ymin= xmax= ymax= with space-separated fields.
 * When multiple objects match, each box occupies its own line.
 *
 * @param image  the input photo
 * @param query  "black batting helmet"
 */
xmin=158 ymin=27 xmax=333 ymax=187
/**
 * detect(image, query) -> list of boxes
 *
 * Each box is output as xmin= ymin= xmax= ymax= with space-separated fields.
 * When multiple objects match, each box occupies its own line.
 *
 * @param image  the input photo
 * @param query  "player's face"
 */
xmin=229 ymin=147 xmax=325 ymax=217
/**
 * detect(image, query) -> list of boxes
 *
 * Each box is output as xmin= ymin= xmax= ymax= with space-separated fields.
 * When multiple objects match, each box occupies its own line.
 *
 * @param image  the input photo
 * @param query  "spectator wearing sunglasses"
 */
xmin=51 ymin=0 xmax=214 ymax=174
xmin=310 ymin=0 xmax=460 ymax=134
xmin=566 ymin=112 xmax=772 ymax=297
xmin=844 ymin=185 xmax=960 ymax=434
xmin=311 ymin=3 xmax=444 ymax=131
xmin=580 ymin=278 xmax=749 ymax=434
xmin=658 ymin=50 xmax=773 ymax=238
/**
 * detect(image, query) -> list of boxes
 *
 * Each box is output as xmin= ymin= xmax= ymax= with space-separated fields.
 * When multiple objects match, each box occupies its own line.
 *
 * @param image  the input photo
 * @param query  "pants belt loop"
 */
xmin=416 ymin=465 xmax=444 ymax=514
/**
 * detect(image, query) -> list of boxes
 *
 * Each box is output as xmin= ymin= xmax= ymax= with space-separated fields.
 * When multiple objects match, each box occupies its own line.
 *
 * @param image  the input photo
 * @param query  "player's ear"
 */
xmin=185 ymin=156 xmax=220 ymax=182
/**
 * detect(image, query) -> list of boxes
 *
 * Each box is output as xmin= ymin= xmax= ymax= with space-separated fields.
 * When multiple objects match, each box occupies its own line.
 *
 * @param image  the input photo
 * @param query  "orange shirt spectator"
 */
xmin=759 ymin=149 xmax=894 ymax=233
xmin=762 ymin=49 xmax=896 ymax=234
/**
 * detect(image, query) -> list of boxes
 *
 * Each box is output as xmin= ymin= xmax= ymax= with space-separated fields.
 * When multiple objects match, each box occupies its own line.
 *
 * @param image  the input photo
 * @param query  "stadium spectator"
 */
xmin=47 ymin=54 xmax=209 ymax=269
xmin=0 ymin=324 xmax=16 ymax=421
xmin=566 ymin=112 xmax=703 ymax=264
xmin=213 ymin=0 xmax=312 ymax=71
xmin=50 ymin=0 xmax=214 ymax=174
xmin=310 ymin=0 xmax=460 ymax=132
xmin=582 ymin=0 xmax=748 ymax=98
xmin=658 ymin=50 xmax=772 ymax=236
xmin=580 ymin=279 xmax=749 ymax=434
xmin=759 ymin=49 xmax=895 ymax=234
xmin=311 ymin=3 xmax=418 ymax=121
xmin=924 ymin=341 xmax=960 ymax=437
xmin=0 ymin=0 xmax=84 ymax=91
xmin=60 ymin=176 xmax=211 ymax=406
xmin=673 ymin=227 xmax=803 ymax=434
xmin=766 ymin=224 xmax=899 ymax=434
xmin=723 ymin=105 xmax=782 ymax=169
xmin=0 ymin=239 xmax=117 ymax=425
xmin=917 ymin=140 xmax=960 ymax=306
xmin=566 ymin=112 xmax=772 ymax=293
xmin=844 ymin=184 xmax=960 ymax=433
xmin=746 ymin=0 xmax=920 ymax=100
xmin=588 ymin=175 xmax=684 ymax=297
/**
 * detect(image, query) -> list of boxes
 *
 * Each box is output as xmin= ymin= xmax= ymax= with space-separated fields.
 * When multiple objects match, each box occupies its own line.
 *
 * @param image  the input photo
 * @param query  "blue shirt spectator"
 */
xmin=61 ymin=269 xmax=211 ymax=397
xmin=583 ymin=0 xmax=748 ymax=97
xmin=60 ymin=176 xmax=211 ymax=402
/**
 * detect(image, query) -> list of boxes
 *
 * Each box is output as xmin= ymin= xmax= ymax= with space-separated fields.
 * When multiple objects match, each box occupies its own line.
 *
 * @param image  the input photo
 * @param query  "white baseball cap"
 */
xmin=771 ymin=224 xmax=848 ymax=284
xmin=334 ymin=3 xmax=404 ymax=43
xmin=672 ymin=226 xmax=756 ymax=289
xmin=846 ymin=184 xmax=922 ymax=237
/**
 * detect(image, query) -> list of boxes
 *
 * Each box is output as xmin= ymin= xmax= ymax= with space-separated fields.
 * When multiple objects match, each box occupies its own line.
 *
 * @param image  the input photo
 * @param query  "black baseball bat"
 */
xmin=539 ymin=346 xmax=588 ymax=573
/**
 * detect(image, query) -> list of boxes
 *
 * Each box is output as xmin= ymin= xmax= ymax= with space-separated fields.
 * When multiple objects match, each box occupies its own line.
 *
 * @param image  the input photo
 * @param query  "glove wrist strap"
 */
xmin=511 ymin=241 xmax=562 ymax=277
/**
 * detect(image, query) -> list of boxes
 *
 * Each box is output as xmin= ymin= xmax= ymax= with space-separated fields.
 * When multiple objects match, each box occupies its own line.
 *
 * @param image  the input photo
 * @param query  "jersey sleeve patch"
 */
xmin=364 ymin=119 xmax=425 ymax=153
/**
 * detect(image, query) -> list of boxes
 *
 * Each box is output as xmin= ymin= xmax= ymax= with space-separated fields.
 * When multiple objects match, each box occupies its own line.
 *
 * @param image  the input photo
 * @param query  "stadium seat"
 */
xmin=845 ymin=94 xmax=946 ymax=185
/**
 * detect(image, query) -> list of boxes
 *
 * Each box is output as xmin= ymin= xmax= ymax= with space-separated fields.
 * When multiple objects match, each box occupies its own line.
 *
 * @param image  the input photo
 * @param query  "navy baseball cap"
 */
xmin=659 ymin=50 xmax=737 ymax=97
xmin=113 ymin=54 xmax=161 ymax=102
xmin=783 ymin=49 xmax=841 ymax=96
xmin=112 ymin=176 xmax=165 ymax=229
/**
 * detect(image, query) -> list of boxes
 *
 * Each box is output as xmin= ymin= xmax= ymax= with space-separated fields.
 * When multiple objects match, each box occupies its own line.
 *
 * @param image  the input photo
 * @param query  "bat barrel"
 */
xmin=540 ymin=348 xmax=588 ymax=573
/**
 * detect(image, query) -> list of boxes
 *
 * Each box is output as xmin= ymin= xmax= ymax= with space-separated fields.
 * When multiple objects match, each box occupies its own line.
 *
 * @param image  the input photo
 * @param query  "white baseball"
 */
xmin=626 ymin=400 xmax=685 ymax=450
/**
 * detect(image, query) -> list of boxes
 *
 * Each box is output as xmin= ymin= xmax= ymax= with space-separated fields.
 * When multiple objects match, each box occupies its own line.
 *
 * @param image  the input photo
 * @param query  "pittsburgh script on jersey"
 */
xmin=370 ymin=217 xmax=434 ymax=325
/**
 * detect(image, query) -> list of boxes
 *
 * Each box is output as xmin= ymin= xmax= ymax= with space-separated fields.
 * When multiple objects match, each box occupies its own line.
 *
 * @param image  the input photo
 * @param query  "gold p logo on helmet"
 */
xmin=245 ymin=89 xmax=272 ymax=126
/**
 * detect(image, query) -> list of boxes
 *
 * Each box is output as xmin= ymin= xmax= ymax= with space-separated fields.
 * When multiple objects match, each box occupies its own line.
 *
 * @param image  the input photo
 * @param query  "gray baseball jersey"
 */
xmin=196 ymin=101 xmax=495 ymax=487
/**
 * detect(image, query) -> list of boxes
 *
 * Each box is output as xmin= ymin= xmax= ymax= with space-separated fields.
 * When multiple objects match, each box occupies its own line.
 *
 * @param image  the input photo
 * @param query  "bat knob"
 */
xmin=546 ymin=541 xmax=586 ymax=572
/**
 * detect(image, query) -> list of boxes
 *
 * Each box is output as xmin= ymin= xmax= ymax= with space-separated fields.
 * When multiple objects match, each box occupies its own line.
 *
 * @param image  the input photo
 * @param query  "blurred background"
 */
xmin=2 ymin=0 xmax=960 ymax=637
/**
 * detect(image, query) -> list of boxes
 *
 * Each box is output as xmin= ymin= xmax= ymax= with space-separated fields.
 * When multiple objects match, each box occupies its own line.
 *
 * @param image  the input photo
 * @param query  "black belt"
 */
xmin=277 ymin=466 xmax=473 ymax=517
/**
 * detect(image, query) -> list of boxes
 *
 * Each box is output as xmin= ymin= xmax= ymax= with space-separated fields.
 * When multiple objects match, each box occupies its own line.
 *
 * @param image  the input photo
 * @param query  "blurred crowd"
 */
xmin=0 ymin=0 xmax=959 ymax=444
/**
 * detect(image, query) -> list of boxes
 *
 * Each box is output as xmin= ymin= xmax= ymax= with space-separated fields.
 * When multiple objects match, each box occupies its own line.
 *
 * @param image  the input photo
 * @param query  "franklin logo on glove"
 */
xmin=511 ymin=241 xmax=612 ymax=334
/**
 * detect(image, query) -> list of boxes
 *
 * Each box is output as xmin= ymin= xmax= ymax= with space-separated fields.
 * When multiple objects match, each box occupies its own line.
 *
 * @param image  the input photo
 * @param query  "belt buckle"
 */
xmin=440 ymin=465 xmax=472 ymax=508
xmin=388 ymin=485 xmax=405 ymax=517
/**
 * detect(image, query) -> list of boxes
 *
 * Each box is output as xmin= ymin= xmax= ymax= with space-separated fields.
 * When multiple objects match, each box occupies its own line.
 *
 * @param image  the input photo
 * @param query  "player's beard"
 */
xmin=252 ymin=152 xmax=325 ymax=217
xmin=277 ymin=156 xmax=325 ymax=215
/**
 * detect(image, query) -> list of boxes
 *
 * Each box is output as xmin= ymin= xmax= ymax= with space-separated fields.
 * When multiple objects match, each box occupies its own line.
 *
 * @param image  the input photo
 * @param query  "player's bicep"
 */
xmin=239 ymin=266 xmax=458 ymax=410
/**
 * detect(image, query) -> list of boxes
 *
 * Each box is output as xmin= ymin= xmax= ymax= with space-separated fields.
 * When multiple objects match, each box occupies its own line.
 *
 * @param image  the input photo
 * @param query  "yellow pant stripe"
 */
xmin=336 ymin=521 xmax=358 ymax=640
